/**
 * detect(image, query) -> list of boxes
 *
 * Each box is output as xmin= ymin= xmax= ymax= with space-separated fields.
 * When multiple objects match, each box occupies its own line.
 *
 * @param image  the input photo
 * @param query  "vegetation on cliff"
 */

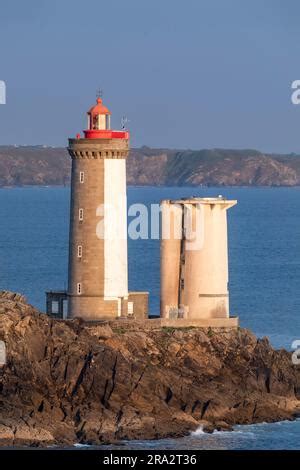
xmin=0 ymin=292 xmax=300 ymax=446
xmin=1 ymin=146 xmax=300 ymax=187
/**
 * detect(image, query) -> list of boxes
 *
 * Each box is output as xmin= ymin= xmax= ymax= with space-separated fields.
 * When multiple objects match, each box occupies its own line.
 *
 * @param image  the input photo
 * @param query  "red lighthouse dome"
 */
xmin=88 ymin=97 xmax=111 ymax=117
xmin=83 ymin=97 xmax=129 ymax=140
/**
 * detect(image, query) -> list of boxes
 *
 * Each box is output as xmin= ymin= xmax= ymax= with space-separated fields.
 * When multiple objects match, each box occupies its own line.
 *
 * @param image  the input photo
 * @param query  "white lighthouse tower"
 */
xmin=67 ymin=97 xmax=130 ymax=320
xmin=46 ymin=94 xmax=148 ymax=321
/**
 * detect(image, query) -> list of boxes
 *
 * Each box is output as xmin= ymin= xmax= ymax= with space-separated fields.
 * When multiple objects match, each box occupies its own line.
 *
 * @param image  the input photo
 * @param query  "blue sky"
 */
xmin=0 ymin=0 xmax=300 ymax=151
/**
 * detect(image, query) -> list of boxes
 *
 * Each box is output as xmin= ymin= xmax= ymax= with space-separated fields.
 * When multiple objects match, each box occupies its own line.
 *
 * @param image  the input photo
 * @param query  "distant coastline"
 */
xmin=1 ymin=145 xmax=300 ymax=187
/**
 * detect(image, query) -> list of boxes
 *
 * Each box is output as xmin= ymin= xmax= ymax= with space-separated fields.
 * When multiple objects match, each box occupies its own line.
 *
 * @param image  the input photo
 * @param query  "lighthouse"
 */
xmin=45 ymin=95 xmax=148 ymax=320
xmin=64 ymin=96 xmax=143 ymax=320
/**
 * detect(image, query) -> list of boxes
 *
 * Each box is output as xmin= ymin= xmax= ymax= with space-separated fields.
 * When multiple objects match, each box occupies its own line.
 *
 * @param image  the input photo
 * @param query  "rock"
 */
xmin=0 ymin=291 xmax=300 ymax=446
xmin=0 ymin=425 xmax=14 ymax=446
xmin=0 ymin=291 xmax=27 ymax=304
xmin=13 ymin=426 xmax=55 ymax=447
xmin=196 ymin=420 xmax=215 ymax=434
xmin=215 ymin=421 xmax=233 ymax=431
xmin=86 ymin=323 xmax=113 ymax=340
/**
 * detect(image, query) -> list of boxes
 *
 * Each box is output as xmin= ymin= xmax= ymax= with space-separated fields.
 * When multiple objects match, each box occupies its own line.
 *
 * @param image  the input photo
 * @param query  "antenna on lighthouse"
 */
xmin=96 ymin=88 xmax=103 ymax=99
xmin=121 ymin=116 xmax=130 ymax=130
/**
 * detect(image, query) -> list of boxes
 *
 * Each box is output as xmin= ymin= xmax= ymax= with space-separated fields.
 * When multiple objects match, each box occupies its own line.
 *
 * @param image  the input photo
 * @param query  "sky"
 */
xmin=1 ymin=0 xmax=300 ymax=152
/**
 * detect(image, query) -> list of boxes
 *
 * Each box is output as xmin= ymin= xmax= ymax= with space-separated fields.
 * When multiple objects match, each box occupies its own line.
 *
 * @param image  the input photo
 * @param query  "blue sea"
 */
xmin=0 ymin=185 xmax=300 ymax=449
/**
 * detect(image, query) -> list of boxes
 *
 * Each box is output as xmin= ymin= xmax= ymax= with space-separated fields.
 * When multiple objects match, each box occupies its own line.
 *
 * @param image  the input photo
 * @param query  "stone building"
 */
xmin=46 ymin=97 xmax=148 ymax=320
xmin=46 ymin=95 xmax=238 ymax=329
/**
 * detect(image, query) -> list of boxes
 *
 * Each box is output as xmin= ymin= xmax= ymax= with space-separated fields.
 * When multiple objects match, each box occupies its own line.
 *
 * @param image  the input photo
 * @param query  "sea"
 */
xmin=0 ymin=185 xmax=300 ymax=450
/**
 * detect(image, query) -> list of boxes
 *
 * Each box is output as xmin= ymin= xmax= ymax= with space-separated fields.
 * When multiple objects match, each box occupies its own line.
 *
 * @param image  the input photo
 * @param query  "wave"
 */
xmin=191 ymin=425 xmax=255 ymax=439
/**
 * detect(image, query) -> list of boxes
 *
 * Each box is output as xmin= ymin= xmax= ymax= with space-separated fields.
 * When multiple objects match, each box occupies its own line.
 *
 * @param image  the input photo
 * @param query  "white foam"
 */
xmin=74 ymin=443 xmax=91 ymax=448
xmin=190 ymin=425 xmax=256 ymax=439
xmin=190 ymin=425 xmax=206 ymax=436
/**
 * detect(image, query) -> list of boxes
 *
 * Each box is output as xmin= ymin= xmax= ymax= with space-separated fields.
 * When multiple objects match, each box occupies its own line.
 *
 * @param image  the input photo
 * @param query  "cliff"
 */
xmin=0 ymin=291 xmax=300 ymax=447
xmin=1 ymin=146 xmax=300 ymax=187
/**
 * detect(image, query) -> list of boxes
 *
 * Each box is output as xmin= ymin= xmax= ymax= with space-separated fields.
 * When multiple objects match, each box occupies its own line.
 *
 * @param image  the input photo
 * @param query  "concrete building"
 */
xmin=45 ymin=95 xmax=237 ymax=329
xmin=46 ymin=97 xmax=148 ymax=320
xmin=160 ymin=197 xmax=238 ymax=327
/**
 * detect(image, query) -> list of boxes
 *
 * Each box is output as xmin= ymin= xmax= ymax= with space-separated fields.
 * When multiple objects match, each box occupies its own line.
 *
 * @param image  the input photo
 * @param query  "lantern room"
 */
xmin=82 ymin=97 xmax=129 ymax=140
xmin=87 ymin=97 xmax=111 ymax=131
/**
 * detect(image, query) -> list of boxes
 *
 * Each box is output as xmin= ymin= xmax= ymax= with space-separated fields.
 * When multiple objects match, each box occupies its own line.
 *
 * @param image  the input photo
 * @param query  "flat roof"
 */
xmin=162 ymin=196 xmax=237 ymax=205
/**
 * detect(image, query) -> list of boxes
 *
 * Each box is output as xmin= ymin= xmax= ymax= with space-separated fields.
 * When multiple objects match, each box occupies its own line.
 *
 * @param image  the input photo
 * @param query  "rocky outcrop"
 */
xmin=0 ymin=291 xmax=300 ymax=447
xmin=1 ymin=146 xmax=300 ymax=187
